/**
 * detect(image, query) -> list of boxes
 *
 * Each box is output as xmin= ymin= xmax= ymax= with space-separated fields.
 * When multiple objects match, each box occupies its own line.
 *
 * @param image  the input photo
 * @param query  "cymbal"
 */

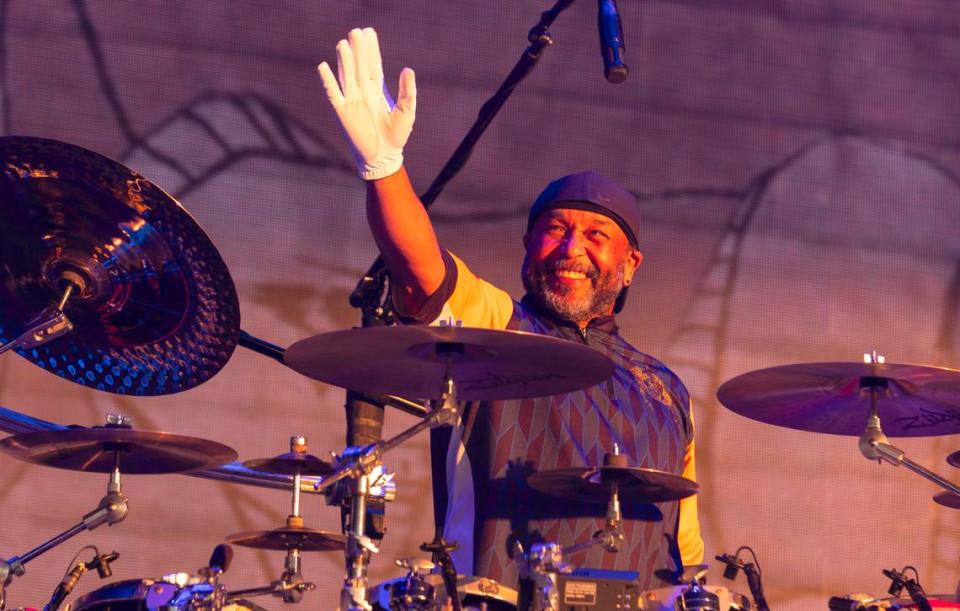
xmin=226 ymin=526 xmax=346 ymax=551
xmin=716 ymin=362 xmax=960 ymax=437
xmin=0 ymin=136 xmax=239 ymax=395
xmin=243 ymin=452 xmax=334 ymax=476
xmin=0 ymin=427 xmax=238 ymax=474
xmin=284 ymin=326 xmax=615 ymax=401
xmin=528 ymin=466 xmax=699 ymax=504
xmin=947 ymin=450 xmax=960 ymax=469
xmin=933 ymin=492 xmax=960 ymax=509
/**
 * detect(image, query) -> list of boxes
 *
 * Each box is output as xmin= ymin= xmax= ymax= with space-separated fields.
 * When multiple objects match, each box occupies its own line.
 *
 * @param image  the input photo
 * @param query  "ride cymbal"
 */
xmin=0 ymin=136 xmax=239 ymax=395
xmin=284 ymin=325 xmax=615 ymax=401
xmin=0 ymin=427 xmax=238 ymax=474
xmin=717 ymin=362 xmax=960 ymax=437
xmin=528 ymin=466 xmax=699 ymax=504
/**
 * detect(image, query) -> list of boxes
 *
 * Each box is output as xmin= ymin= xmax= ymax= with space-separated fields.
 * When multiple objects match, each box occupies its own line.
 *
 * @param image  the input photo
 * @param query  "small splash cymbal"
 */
xmin=0 ymin=427 xmax=238 ymax=474
xmin=226 ymin=526 xmax=346 ymax=552
xmin=933 ymin=492 xmax=960 ymax=509
xmin=284 ymin=326 xmax=615 ymax=401
xmin=528 ymin=466 xmax=699 ymax=504
xmin=243 ymin=452 xmax=334 ymax=476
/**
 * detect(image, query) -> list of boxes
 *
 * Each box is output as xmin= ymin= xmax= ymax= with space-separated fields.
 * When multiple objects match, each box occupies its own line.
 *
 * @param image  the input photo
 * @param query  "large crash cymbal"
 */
xmin=284 ymin=325 xmax=615 ymax=401
xmin=528 ymin=465 xmax=699 ymax=504
xmin=0 ymin=427 xmax=238 ymax=474
xmin=0 ymin=136 xmax=239 ymax=395
xmin=226 ymin=526 xmax=346 ymax=552
xmin=717 ymin=362 xmax=960 ymax=437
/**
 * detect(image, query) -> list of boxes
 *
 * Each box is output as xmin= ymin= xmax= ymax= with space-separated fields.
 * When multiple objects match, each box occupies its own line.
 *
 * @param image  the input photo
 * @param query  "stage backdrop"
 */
xmin=1 ymin=2 xmax=959 ymax=609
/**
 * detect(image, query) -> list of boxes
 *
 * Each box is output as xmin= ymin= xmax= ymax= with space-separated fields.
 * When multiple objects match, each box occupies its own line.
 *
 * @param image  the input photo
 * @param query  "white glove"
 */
xmin=318 ymin=27 xmax=417 ymax=181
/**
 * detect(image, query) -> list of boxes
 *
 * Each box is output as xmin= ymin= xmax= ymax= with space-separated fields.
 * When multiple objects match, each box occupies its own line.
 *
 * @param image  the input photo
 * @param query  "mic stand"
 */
xmin=0 ymin=453 xmax=128 ymax=610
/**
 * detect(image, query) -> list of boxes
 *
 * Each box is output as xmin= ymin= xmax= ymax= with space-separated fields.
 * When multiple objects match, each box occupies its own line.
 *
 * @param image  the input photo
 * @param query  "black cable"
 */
xmin=59 ymin=545 xmax=98 ymax=579
xmin=740 ymin=545 xmax=763 ymax=578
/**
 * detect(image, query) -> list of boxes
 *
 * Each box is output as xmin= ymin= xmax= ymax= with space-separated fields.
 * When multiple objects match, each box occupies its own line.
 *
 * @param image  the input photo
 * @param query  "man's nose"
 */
xmin=559 ymin=232 xmax=587 ymax=257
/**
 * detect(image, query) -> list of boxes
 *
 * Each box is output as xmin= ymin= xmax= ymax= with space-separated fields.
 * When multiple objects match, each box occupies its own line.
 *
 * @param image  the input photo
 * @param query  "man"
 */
xmin=318 ymin=27 xmax=703 ymax=591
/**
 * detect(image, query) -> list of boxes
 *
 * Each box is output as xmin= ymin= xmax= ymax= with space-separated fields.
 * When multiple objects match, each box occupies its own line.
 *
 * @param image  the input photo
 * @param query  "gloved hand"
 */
xmin=318 ymin=27 xmax=417 ymax=181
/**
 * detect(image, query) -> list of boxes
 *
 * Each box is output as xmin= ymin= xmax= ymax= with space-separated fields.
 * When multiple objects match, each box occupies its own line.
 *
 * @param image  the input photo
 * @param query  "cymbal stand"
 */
xmin=857 ymin=352 xmax=960 ymax=496
xmin=317 ymin=353 xmax=463 ymax=611
xmin=0 ymin=282 xmax=77 ymax=356
xmin=280 ymin=436 xmax=311 ymax=603
xmin=563 ymin=448 xmax=628 ymax=556
xmin=0 ymin=447 xmax=128 ymax=610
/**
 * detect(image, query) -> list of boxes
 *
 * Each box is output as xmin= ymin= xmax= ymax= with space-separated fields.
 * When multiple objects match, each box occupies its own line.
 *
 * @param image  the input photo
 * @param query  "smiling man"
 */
xmin=319 ymin=27 xmax=702 ymax=592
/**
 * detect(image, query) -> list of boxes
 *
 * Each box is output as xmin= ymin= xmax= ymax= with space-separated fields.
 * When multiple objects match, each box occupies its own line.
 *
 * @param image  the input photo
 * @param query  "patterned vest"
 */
xmin=449 ymin=296 xmax=693 ymax=591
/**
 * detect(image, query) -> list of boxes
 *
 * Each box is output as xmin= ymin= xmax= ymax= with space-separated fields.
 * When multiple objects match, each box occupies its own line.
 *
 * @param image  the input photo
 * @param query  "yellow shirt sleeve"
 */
xmin=444 ymin=252 xmax=514 ymax=330
xmin=678 ymin=423 xmax=704 ymax=566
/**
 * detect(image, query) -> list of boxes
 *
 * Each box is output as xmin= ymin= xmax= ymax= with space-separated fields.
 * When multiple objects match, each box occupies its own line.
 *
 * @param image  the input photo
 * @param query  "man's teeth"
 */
xmin=555 ymin=270 xmax=587 ymax=279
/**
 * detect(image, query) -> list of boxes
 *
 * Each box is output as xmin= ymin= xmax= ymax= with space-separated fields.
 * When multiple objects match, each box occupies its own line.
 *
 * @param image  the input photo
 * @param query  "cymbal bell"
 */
xmin=243 ymin=452 xmax=334 ymax=476
xmin=717 ymin=362 xmax=960 ymax=437
xmin=284 ymin=325 xmax=615 ymax=401
xmin=0 ymin=427 xmax=238 ymax=474
xmin=0 ymin=136 xmax=239 ymax=395
xmin=226 ymin=526 xmax=346 ymax=552
xmin=528 ymin=466 xmax=699 ymax=504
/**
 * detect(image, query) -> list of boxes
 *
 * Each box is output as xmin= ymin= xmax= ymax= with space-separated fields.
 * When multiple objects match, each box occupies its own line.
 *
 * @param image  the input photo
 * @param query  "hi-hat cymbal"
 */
xmin=284 ymin=326 xmax=615 ymax=401
xmin=717 ymin=362 xmax=960 ymax=437
xmin=0 ymin=136 xmax=239 ymax=395
xmin=0 ymin=427 xmax=237 ymax=474
xmin=243 ymin=452 xmax=334 ymax=476
xmin=528 ymin=466 xmax=699 ymax=504
xmin=226 ymin=526 xmax=346 ymax=552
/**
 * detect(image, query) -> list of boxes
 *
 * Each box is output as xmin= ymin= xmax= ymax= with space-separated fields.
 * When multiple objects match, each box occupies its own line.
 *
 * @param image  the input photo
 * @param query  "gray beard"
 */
xmin=521 ymin=254 xmax=625 ymax=324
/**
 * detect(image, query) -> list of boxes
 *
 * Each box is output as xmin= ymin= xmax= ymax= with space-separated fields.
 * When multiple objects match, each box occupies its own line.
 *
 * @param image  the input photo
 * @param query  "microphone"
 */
xmin=598 ymin=0 xmax=628 ymax=83
xmin=714 ymin=553 xmax=742 ymax=580
xmin=45 ymin=551 xmax=119 ymax=611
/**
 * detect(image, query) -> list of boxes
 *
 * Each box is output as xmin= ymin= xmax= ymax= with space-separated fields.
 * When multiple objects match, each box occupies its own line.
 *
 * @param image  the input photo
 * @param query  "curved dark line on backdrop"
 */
xmin=688 ymin=137 xmax=828 ymax=551
xmin=71 ymin=0 xmax=192 ymax=179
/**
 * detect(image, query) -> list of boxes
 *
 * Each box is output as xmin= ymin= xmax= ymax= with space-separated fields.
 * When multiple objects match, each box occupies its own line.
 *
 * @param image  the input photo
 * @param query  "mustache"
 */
xmin=544 ymin=261 xmax=599 ymax=279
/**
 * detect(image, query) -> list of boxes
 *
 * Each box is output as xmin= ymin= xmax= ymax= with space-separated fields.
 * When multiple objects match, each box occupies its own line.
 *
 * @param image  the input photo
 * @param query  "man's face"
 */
xmin=522 ymin=208 xmax=642 ymax=325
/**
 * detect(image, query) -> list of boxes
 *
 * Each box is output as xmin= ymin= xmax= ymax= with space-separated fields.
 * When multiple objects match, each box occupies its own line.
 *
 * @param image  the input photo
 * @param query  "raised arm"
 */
xmin=318 ymin=27 xmax=444 ymax=314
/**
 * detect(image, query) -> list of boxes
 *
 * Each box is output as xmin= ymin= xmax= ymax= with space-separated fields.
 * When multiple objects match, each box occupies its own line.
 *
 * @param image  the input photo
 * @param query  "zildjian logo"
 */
xmin=893 ymin=407 xmax=960 ymax=430
xmin=459 ymin=371 xmax=565 ymax=392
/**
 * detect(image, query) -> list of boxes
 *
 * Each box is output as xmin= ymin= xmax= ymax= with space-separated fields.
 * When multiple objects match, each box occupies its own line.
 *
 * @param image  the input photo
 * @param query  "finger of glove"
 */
xmin=335 ymin=38 xmax=359 ymax=99
xmin=349 ymin=28 xmax=377 ymax=100
xmin=396 ymin=67 xmax=417 ymax=116
xmin=317 ymin=62 xmax=345 ymax=107
xmin=364 ymin=28 xmax=386 ymax=96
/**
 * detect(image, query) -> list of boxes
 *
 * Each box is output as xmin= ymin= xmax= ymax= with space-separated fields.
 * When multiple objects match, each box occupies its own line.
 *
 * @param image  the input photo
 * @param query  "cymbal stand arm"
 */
xmin=562 ymin=483 xmax=625 ymax=556
xmin=0 ymin=459 xmax=127 ymax=610
xmin=0 ymin=283 xmax=77 ymax=356
xmin=859 ymin=388 xmax=960 ymax=496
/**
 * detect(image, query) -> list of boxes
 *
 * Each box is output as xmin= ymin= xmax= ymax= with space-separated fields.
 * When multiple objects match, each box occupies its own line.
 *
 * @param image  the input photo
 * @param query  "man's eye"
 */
xmin=587 ymin=230 xmax=609 ymax=240
xmin=546 ymin=225 xmax=566 ymax=234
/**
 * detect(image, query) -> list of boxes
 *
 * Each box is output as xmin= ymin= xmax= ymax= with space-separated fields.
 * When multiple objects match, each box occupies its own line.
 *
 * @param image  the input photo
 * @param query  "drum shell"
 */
xmin=639 ymin=584 xmax=751 ymax=610
xmin=370 ymin=574 xmax=517 ymax=610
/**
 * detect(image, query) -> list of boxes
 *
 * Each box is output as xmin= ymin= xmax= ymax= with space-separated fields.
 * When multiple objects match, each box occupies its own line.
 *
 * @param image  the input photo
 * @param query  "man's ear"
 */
xmin=624 ymin=249 xmax=643 ymax=285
